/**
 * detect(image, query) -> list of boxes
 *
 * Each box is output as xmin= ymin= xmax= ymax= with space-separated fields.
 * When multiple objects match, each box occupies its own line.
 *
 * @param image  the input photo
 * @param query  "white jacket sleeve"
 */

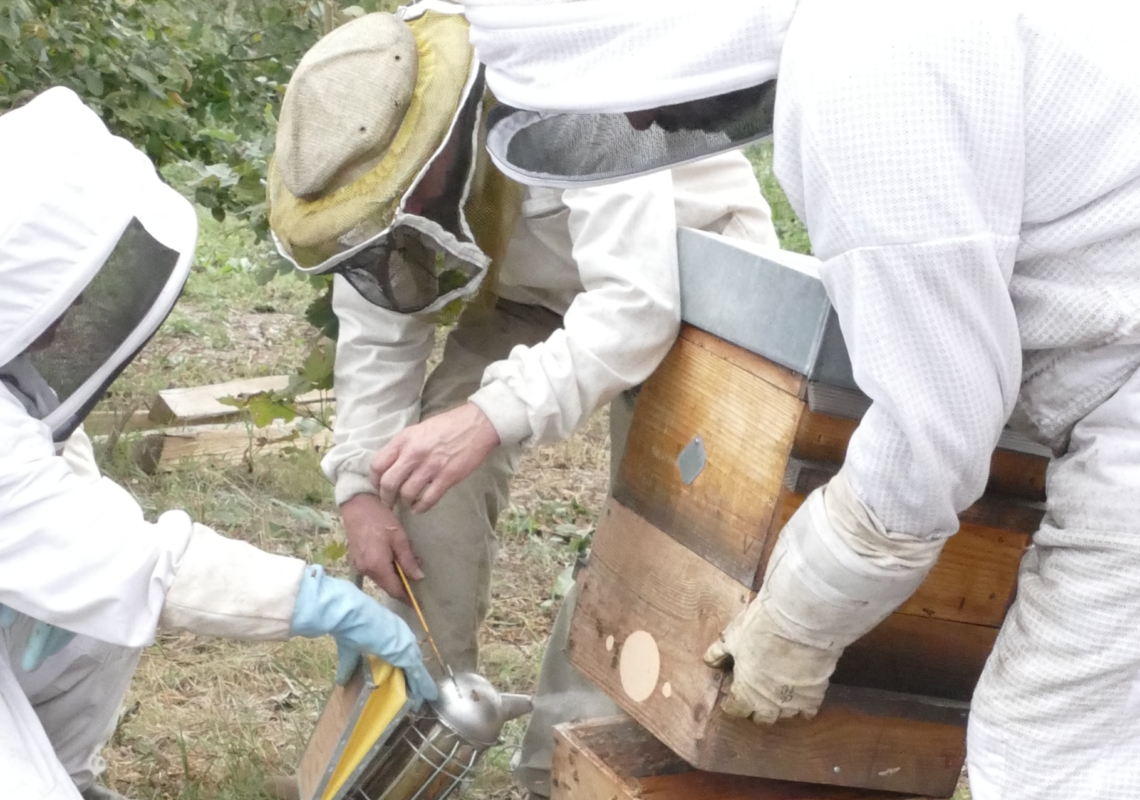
xmin=469 ymin=171 xmax=681 ymax=447
xmin=0 ymin=389 xmax=304 ymax=646
xmin=774 ymin=2 xmax=1025 ymax=537
xmin=321 ymin=274 xmax=437 ymax=505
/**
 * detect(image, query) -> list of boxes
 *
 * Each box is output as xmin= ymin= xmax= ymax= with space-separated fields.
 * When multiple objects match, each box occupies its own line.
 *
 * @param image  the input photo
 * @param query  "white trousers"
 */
xmin=968 ymin=363 xmax=1140 ymax=799
xmin=1 ymin=614 xmax=141 ymax=800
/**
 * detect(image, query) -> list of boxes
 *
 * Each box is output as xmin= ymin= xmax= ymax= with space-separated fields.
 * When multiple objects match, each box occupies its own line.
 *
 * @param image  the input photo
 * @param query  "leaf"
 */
xmin=296 ymin=416 xmax=326 ymax=436
xmin=84 ymin=70 xmax=104 ymax=97
xmin=437 ymin=267 xmax=470 ymax=296
xmin=552 ymin=565 xmax=575 ymax=599
xmin=299 ymin=340 xmax=336 ymax=391
xmin=199 ymin=127 xmax=238 ymax=143
xmin=245 ymin=392 xmax=297 ymax=427
xmin=275 ymin=500 xmax=335 ymax=531
xmin=319 ymin=540 xmax=348 ymax=564
xmin=304 ymin=285 xmax=339 ymax=340
xmin=551 ymin=523 xmax=579 ymax=541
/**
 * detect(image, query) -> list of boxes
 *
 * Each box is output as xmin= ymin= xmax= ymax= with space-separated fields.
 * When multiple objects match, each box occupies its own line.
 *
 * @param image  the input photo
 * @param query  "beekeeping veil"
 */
xmin=465 ymin=0 xmax=793 ymax=187
xmin=269 ymin=1 xmax=512 ymax=314
xmin=0 ymin=88 xmax=197 ymax=442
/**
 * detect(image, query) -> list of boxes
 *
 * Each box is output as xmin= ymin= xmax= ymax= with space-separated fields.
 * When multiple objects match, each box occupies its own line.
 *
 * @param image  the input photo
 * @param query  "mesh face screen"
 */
xmin=27 ymin=217 xmax=180 ymax=409
xmin=338 ymin=72 xmax=488 ymax=312
xmin=488 ymin=81 xmax=778 ymax=185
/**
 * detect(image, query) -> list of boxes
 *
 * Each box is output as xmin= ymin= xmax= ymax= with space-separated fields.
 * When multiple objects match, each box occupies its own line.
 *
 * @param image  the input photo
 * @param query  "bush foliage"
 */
xmin=0 ymin=0 xmax=394 ymax=233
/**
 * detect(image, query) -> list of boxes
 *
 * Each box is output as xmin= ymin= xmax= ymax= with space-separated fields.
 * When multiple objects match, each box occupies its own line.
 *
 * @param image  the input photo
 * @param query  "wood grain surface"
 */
xmin=569 ymin=502 xmax=968 ymax=796
xmin=568 ymin=500 xmax=747 ymax=763
xmin=553 ymin=717 xmax=936 ymax=800
xmin=613 ymin=326 xmax=806 ymax=587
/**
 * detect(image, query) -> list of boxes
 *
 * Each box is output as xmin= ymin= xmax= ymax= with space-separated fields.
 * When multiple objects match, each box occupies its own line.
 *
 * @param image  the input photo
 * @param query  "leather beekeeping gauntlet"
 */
xmin=704 ymin=469 xmax=944 ymax=723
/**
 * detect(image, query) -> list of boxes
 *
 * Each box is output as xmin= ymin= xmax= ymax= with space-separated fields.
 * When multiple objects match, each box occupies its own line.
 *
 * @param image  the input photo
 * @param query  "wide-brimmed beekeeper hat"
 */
xmin=465 ymin=0 xmax=791 ymax=187
xmin=0 ymin=87 xmax=197 ymax=442
xmin=269 ymin=1 xmax=505 ymax=314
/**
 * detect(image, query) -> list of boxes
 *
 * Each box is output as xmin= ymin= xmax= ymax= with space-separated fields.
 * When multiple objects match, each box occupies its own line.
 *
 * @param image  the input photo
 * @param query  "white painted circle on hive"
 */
xmin=619 ymin=630 xmax=660 ymax=702
xmin=662 ymin=682 xmax=673 ymax=698
xmin=605 ymin=635 xmax=615 ymax=652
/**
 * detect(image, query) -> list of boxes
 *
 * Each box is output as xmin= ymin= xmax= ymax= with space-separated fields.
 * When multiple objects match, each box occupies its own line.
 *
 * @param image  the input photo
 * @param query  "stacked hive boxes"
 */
xmin=556 ymin=230 xmax=1047 ymax=799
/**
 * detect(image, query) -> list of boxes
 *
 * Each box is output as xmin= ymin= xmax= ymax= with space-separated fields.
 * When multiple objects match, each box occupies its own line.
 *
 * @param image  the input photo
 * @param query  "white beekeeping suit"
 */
xmin=0 ymin=88 xmax=433 ymax=800
xmin=465 ymin=1 xmax=1140 ymax=797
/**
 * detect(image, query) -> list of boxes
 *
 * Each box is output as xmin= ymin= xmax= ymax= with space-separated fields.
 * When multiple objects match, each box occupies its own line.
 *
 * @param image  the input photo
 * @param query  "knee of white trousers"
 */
xmin=967 ymin=712 xmax=1007 ymax=800
xmin=21 ymin=636 xmax=141 ymax=792
xmin=0 ymin=651 xmax=86 ymax=800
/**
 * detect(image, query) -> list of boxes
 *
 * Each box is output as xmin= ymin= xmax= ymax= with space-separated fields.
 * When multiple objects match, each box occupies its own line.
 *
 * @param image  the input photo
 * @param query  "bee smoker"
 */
xmin=300 ymin=663 xmax=532 ymax=800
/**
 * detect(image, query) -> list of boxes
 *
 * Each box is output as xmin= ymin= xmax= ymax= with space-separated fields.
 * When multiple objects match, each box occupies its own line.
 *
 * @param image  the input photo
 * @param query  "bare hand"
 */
xmin=340 ymin=493 xmax=423 ymax=604
xmin=370 ymin=402 xmax=500 ymax=513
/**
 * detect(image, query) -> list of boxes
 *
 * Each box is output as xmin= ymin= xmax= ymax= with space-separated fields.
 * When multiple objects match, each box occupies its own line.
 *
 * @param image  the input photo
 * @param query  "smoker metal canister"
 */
xmin=348 ymin=672 xmax=532 ymax=800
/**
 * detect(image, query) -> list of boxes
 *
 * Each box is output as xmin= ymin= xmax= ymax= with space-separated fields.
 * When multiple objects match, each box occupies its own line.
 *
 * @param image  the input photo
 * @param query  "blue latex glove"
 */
xmin=0 ymin=604 xmax=76 ymax=672
xmin=289 ymin=565 xmax=438 ymax=703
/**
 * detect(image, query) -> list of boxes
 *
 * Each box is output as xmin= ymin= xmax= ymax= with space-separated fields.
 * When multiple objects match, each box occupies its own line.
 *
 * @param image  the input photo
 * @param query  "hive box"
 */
xmin=552 ymin=717 xmax=942 ymax=800
xmin=564 ymin=230 xmax=1047 ymax=797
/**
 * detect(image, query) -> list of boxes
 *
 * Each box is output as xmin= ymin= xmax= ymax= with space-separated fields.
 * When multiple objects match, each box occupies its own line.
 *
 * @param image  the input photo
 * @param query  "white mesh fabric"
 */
xmin=465 ymin=0 xmax=793 ymax=113
xmin=969 ymin=365 xmax=1140 ymax=799
xmin=774 ymin=0 xmax=1140 ymax=535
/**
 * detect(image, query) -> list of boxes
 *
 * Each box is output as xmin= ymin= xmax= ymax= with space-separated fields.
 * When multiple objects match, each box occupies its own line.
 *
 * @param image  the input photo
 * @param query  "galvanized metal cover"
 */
xmin=677 ymin=228 xmax=856 ymax=391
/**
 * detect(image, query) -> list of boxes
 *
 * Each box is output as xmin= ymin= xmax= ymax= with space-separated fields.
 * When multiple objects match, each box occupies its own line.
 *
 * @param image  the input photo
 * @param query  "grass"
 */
xmin=84 ymin=148 xmax=971 ymax=800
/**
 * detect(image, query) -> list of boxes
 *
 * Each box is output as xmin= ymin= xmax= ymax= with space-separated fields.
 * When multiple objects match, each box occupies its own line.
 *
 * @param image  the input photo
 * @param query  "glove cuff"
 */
xmin=161 ymin=521 xmax=305 ymax=640
xmin=760 ymin=470 xmax=943 ymax=651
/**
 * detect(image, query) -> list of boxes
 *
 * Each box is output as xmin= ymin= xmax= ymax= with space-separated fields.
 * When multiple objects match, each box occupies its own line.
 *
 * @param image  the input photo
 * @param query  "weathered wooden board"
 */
xmin=772 ymin=492 xmax=1031 ymax=629
xmin=131 ymin=420 xmax=333 ymax=473
xmin=568 ymin=500 xmax=968 ymax=796
xmin=700 ymin=686 xmax=967 ymax=797
xmin=835 ymin=614 xmax=997 ymax=702
xmin=298 ymin=668 xmax=367 ymax=800
xmin=148 ymin=374 xmax=331 ymax=426
xmin=553 ymin=717 xmax=935 ymax=800
xmin=793 ymin=411 xmax=1048 ymax=502
xmin=568 ymin=500 xmax=744 ymax=764
xmin=613 ymin=326 xmax=806 ymax=587
xmin=551 ymin=717 xmax=688 ymax=800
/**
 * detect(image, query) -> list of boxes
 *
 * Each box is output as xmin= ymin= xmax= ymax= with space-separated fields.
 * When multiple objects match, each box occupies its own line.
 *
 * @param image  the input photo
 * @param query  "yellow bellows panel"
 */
xmin=320 ymin=656 xmax=408 ymax=800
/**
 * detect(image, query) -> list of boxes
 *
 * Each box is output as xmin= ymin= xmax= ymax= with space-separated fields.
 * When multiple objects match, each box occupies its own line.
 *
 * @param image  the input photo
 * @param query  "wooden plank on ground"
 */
xmin=131 ymin=420 xmax=332 ymax=473
xmin=613 ymin=326 xmax=806 ymax=587
xmin=568 ymin=500 xmax=969 ymax=797
xmin=147 ymin=375 xmax=331 ymax=426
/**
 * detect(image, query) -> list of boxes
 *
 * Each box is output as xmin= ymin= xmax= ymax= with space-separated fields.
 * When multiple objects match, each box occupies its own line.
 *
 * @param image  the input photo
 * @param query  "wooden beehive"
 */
xmin=563 ymin=231 xmax=1048 ymax=798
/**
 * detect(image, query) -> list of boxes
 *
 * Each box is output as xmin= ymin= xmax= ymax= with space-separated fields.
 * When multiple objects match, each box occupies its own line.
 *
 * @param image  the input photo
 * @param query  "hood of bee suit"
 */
xmin=464 ymin=0 xmax=793 ymax=187
xmin=268 ymin=2 xmax=502 ymax=315
xmin=0 ymin=87 xmax=197 ymax=442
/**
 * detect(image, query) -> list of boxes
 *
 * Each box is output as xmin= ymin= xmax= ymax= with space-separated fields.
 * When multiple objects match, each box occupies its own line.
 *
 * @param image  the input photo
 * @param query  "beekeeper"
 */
xmin=0 ymin=87 xmax=437 ymax=800
xmin=266 ymin=3 xmax=777 ymax=796
xmin=463 ymin=1 xmax=1140 ymax=797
